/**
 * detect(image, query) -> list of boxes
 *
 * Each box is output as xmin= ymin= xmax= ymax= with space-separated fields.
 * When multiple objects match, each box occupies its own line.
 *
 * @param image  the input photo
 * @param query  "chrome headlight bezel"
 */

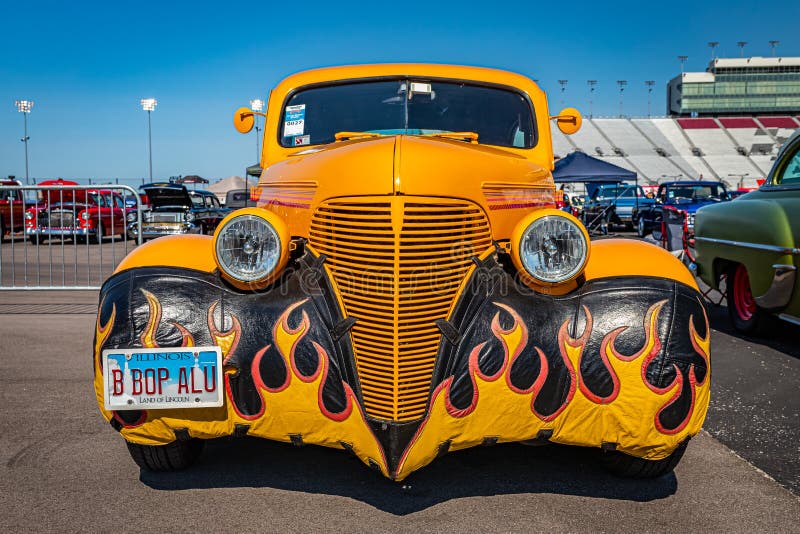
xmin=512 ymin=210 xmax=589 ymax=286
xmin=213 ymin=209 xmax=290 ymax=288
xmin=184 ymin=211 xmax=195 ymax=222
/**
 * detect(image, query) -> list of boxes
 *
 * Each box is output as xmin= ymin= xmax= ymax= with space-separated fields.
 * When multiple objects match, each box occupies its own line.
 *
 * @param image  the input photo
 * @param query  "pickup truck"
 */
xmin=635 ymin=180 xmax=729 ymax=240
xmin=582 ymin=183 xmax=654 ymax=231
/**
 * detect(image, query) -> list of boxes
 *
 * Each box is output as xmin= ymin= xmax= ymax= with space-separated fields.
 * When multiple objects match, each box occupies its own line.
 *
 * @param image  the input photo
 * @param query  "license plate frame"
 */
xmin=102 ymin=346 xmax=224 ymax=411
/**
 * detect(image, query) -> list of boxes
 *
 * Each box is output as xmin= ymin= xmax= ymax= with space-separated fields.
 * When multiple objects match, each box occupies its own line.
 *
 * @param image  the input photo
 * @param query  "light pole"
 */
xmin=737 ymin=41 xmax=747 ymax=57
xmin=15 ymin=100 xmax=34 ymax=185
xmin=769 ymin=40 xmax=780 ymax=57
xmin=250 ymin=98 xmax=264 ymax=163
xmin=678 ymin=55 xmax=688 ymax=74
xmin=140 ymin=98 xmax=157 ymax=181
xmin=708 ymin=41 xmax=719 ymax=61
xmin=557 ymin=80 xmax=568 ymax=108
xmin=616 ymin=80 xmax=627 ymax=118
xmin=587 ymin=80 xmax=597 ymax=119
xmin=645 ymin=80 xmax=655 ymax=117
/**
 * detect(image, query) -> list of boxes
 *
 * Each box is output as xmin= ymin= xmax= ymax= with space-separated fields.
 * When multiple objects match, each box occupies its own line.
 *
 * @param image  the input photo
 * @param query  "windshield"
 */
xmin=666 ymin=185 xmax=724 ymax=201
xmin=280 ymin=79 xmax=536 ymax=149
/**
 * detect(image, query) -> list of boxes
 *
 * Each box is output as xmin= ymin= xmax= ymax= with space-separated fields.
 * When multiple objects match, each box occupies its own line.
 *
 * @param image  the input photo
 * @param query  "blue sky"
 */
xmin=2 ymin=0 xmax=798 ymax=184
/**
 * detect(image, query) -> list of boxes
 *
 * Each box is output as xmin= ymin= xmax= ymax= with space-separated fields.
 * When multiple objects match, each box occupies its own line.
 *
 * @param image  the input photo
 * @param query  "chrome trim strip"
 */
xmin=778 ymin=313 xmax=800 ymax=326
xmin=695 ymin=236 xmax=800 ymax=255
xmin=754 ymin=264 xmax=796 ymax=310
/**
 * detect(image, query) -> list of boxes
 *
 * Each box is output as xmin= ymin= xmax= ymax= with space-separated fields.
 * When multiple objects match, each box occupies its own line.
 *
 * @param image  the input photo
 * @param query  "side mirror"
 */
xmin=233 ymin=107 xmax=266 ymax=134
xmin=551 ymin=107 xmax=582 ymax=135
xmin=234 ymin=108 xmax=255 ymax=134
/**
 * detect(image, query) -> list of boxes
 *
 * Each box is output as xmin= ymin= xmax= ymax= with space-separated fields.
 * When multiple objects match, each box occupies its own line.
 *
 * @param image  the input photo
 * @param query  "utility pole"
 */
xmin=769 ymin=40 xmax=780 ymax=57
xmin=678 ymin=55 xmax=688 ymax=74
xmin=250 ymin=98 xmax=264 ymax=163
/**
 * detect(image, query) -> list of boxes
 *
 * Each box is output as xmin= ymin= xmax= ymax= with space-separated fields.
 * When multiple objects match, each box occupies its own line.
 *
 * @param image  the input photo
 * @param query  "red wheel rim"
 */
xmin=732 ymin=264 xmax=756 ymax=321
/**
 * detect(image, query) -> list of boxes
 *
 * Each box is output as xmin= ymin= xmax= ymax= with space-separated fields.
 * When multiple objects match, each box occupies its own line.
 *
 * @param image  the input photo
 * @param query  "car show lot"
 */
xmin=0 ymin=236 xmax=798 ymax=532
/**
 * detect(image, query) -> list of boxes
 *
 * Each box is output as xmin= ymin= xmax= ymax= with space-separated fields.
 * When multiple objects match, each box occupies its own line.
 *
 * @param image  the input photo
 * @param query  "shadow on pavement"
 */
xmin=140 ymin=437 xmax=677 ymax=515
xmin=706 ymin=303 xmax=800 ymax=360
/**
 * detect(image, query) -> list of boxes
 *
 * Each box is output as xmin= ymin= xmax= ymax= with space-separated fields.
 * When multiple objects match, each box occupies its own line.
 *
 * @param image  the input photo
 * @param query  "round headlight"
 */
xmin=185 ymin=212 xmax=195 ymax=222
xmin=25 ymin=212 xmax=33 ymax=220
xmin=213 ymin=209 xmax=289 ymax=287
xmin=513 ymin=210 xmax=589 ymax=285
xmin=80 ymin=212 xmax=91 ymax=221
xmin=126 ymin=212 xmax=136 ymax=222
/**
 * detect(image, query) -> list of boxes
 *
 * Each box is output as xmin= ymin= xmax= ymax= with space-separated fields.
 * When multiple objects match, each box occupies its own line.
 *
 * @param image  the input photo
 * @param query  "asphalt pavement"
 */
xmin=0 ymin=289 xmax=798 ymax=532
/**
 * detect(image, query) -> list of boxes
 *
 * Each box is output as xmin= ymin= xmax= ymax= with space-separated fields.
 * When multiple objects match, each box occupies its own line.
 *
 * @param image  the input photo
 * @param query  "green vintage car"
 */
xmin=694 ymin=129 xmax=800 ymax=333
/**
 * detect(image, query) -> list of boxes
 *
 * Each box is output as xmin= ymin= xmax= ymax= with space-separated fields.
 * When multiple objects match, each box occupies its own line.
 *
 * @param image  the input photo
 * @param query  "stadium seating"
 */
xmin=551 ymin=116 xmax=796 ymax=189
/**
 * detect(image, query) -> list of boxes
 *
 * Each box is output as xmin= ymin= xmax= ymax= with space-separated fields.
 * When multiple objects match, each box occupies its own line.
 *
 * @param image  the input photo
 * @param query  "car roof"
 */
xmin=273 ymin=63 xmax=542 ymax=97
xmin=661 ymin=181 xmax=724 ymax=186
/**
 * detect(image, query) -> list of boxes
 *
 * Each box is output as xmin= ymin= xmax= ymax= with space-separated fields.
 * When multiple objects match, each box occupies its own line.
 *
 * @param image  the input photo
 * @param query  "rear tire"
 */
xmin=126 ymin=439 xmax=204 ymax=471
xmin=601 ymin=440 xmax=688 ymax=478
xmin=726 ymin=263 xmax=764 ymax=334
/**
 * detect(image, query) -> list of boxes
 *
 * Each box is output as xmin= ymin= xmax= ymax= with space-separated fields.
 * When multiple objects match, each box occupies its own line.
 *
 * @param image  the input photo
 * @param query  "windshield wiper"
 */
xmin=424 ymin=132 xmax=479 ymax=144
xmin=334 ymin=131 xmax=384 ymax=141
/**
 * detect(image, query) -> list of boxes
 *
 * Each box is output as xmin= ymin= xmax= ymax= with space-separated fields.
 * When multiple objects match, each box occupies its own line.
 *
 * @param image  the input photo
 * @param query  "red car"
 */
xmin=26 ymin=186 xmax=131 ymax=244
xmin=0 ymin=179 xmax=29 ymax=241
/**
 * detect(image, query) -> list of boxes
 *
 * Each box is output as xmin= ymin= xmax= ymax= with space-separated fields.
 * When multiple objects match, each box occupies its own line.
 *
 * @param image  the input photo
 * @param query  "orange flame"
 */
xmin=208 ymin=301 xmax=241 ymax=361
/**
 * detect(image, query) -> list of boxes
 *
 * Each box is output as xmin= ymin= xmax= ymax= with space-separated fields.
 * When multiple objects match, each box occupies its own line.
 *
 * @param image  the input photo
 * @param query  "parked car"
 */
xmin=694 ymin=130 xmax=800 ymax=333
xmin=129 ymin=183 xmax=229 ymax=240
xmin=636 ymin=181 xmax=729 ymax=240
xmin=0 ymin=178 xmax=29 ymax=241
xmin=224 ymin=188 xmax=254 ymax=209
xmin=94 ymin=64 xmax=710 ymax=482
xmin=582 ymin=183 xmax=654 ymax=231
xmin=25 ymin=187 xmax=131 ymax=244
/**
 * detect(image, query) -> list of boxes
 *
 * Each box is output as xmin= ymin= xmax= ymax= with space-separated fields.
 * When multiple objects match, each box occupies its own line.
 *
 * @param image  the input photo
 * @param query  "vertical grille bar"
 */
xmin=309 ymin=197 xmax=492 ymax=421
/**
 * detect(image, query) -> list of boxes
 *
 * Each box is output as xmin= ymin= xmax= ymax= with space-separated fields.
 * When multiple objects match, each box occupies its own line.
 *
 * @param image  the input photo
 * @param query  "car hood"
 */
xmin=259 ymin=135 xmax=552 ymax=238
xmin=143 ymin=186 xmax=192 ymax=209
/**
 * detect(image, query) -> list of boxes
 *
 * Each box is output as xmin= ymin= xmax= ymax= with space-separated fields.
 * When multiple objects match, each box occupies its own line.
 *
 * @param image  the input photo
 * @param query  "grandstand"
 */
xmin=551 ymin=115 xmax=799 ymax=189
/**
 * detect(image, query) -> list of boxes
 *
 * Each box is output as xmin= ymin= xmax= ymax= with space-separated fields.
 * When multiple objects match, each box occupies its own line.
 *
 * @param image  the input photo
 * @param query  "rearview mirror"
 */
xmin=551 ymin=107 xmax=582 ymax=135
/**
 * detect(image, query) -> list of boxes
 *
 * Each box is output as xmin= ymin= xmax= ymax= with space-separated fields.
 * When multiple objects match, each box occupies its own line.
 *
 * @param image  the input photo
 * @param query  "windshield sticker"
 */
xmin=293 ymin=135 xmax=310 ymax=146
xmin=284 ymin=104 xmax=306 ymax=136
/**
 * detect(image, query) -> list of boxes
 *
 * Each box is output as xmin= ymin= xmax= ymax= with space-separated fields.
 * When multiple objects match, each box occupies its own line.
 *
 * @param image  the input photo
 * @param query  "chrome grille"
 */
xmin=309 ymin=197 xmax=492 ymax=421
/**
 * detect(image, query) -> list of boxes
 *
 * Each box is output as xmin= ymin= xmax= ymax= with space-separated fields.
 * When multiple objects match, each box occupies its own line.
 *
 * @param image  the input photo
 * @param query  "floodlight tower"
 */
xmin=140 ymin=98 xmax=157 ymax=181
xmin=250 ymin=98 xmax=264 ymax=163
xmin=678 ymin=55 xmax=688 ymax=74
xmin=645 ymin=81 xmax=655 ymax=118
xmin=587 ymin=80 xmax=597 ymax=118
xmin=708 ymin=41 xmax=719 ymax=60
xmin=15 ymin=100 xmax=34 ymax=185
xmin=769 ymin=40 xmax=780 ymax=57
xmin=737 ymin=41 xmax=747 ymax=57
xmin=557 ymin=80 xmax=568 ymax=108
xmin=616 ymin=80 xmax=627 ymax=118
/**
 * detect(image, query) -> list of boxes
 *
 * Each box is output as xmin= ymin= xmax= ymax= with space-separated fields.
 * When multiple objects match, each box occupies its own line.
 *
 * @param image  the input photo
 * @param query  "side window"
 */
xmin=211 ymin=197 xmax=220 ymax=208
xmin=775 ymin=144 xmax=800 ymax=186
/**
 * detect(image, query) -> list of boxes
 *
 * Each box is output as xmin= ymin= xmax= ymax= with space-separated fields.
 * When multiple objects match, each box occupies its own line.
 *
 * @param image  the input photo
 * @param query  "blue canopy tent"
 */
xmin=553 ymin=151 xmax=639 ymax=234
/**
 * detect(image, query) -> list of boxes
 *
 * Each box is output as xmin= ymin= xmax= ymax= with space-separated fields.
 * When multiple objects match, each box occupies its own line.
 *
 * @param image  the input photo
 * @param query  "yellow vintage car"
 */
xmin=94 ymin=64 xmax=710 ymax=480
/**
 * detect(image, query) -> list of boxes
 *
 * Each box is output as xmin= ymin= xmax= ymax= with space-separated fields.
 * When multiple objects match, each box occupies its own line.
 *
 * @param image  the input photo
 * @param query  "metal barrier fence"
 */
xmin=0 ymin=184 xmax=142 ymax=290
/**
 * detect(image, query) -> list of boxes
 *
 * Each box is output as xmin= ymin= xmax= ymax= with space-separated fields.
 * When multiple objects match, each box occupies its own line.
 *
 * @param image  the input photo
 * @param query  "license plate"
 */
xmin=102 ymin=346 xmax=223 ymax=410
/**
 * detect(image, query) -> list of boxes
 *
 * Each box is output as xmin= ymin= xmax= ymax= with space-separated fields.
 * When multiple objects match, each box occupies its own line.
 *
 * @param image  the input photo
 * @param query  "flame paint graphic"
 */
xmin=397 ymin=298 xmax=711 ymax=479
xmin=139 ymin=289 xmax=196 ymax=348
xmin=208 ymin=301 xmax=241 ymax=363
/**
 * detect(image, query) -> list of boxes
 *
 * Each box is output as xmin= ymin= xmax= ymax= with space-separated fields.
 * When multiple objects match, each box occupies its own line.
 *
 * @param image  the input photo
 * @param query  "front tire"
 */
xmin=726 ymin=263 xmax=764 ymax=334
xmin=92 ymin=221 xmax=104 ymax=244
xmin=637 ymin=216 xmax=648 ymax=238
xmin=601 ymin=440 xmax=688 ymax=478
xmin=126 ymin=439 xmax=204 ymax=471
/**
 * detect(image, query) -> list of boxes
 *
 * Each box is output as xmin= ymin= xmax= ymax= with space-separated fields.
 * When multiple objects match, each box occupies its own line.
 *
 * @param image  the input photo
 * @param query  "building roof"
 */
xmin=711 ymin=56 xmax=800 ymax=69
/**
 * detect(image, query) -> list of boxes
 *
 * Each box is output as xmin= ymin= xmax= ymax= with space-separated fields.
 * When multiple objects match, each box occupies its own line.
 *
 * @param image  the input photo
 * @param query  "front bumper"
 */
xmin=26 ymin=227 xmax=96 ymax=236
xmin=129 ymin=221 xmax=201 ymax=238
xmin=94 ymin=252 xmax=710 ymax=480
